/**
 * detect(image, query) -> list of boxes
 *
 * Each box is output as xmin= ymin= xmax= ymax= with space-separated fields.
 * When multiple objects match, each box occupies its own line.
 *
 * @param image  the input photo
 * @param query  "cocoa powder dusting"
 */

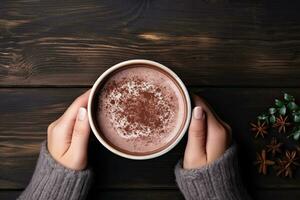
xmin=98 ymin=76 xmax=176 ymax=142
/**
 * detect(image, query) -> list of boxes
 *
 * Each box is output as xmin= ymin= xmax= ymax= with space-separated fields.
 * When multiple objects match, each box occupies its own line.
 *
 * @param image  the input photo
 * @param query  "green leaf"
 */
xmin=269 ymin=115 xmax=276 ymax=124
xmin=269 ymin=107 xmax=276 ymax=114
xmin=278 ymin=105 xmax=287 ymax=115
xmin=292 ymin=130 xmax=300 ymax=140
xmin=258 ymin=114 xmax=268 ymax=121
xmin=289 ymin=126 xmax=300 ymax=140
xmin=292 ymin=110 xmax=300 ymax=116
xmin=287 ymin=102 xmax=299 ymax=111
xmin=294 ymin=114 xmax=300 ymax=123
xmin=265 ymin=117 xmax=269 ymax=124
xmin=284 ymin=93 xmax=295 ymax=102
xmin=293 ymin=132 xmax=300 ymax=140
xmin=275 ymin=99 xmax=284 ymax=107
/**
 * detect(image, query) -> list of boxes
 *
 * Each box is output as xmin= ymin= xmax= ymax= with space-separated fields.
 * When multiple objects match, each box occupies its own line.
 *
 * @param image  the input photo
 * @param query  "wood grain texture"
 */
xmin=0 ymin=0 xmax=300 ymax=86
xmin=1 ymin=88 xmax=300 ymax=192
xmin=0 ymin=190 xmax=20 ymax=200
xmin=87 ymin=188 xmax=300 ymax=200
xmin=1 ymin=0 xmax=300 ymax=199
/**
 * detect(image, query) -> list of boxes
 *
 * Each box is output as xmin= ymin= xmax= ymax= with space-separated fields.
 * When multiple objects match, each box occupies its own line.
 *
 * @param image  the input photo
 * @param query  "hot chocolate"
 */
xmin=92 ymin=64 xmax=187 ymax=156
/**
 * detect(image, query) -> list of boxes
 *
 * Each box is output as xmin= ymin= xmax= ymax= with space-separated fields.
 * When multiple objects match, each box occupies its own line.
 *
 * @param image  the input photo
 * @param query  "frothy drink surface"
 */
xmin=96 ymin=64 xmax=186 ymax=155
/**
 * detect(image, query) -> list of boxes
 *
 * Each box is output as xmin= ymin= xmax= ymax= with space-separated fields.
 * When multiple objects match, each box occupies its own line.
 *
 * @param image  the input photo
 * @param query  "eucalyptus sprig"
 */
xmin=257 ymin=93 xmax=300 ymax=141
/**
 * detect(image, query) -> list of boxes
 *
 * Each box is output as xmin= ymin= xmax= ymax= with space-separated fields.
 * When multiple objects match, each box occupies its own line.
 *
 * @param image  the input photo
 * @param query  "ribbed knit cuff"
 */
xmin=18 ymin=141 xmax=93 ymax=200
xmin=175 ymin=145 xmax=251 ymax=200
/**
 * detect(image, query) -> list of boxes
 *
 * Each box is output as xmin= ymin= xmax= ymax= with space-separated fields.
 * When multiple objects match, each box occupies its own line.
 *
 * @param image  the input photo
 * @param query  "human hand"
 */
xmin=183 ymin=94 xmax=232 ymax=169
xmin=47 ymin=90 xmax=91 ymax=171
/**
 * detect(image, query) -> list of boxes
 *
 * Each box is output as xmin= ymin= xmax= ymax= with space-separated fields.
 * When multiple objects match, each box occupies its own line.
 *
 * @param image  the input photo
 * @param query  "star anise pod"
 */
xmin=273 ymin=115 xmax=291 ymax=133
xmin=266 ymin=137 xmax=283 ymax=157
xmin=250 ymin=121 xmax=268 ymax=138
xmin=284 ymin=150 xmax=300 ymax=167
xmin=275 ymin=159 xmax=293 ymax=178
xmin=275 ymin=150 xmax=300 ymax=178
xmin=254 ymin=149 xmax=275 ymax=175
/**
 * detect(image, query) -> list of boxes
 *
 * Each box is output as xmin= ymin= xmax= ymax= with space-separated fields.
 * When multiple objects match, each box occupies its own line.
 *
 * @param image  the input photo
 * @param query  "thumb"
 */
xmin=183 ymin=106 xmax=207 ymax=169
xmin=68 ymin=107 xmax=90 ymax=165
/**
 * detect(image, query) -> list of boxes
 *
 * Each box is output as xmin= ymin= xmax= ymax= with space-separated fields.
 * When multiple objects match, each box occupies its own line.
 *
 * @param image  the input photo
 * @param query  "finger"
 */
xmin=47 ymin=117 xmax=71 ymax=159
xmin=192 ymin=94 xmax=231 ymax=162
xmin=47 ymin=119 xmax=59 ymax=134
xmin=192 ymin=93 xmax=232 ymax=135
xmin=61 ymin=89 xmax=91 ymax=123
xmin=192 ymin=94 xmax=232 ymax=134
xmin=49 ymin=89 xmax=91 ymax=142
xmin=183 ymin=106 xmax=207 ymax=169
xmin=188 ymin=106 xmax=207 ymax=152
xmin=68 ymin=107 xmax=91 ymax=159
xmin=191 ymin=94 xmax=223 ymax=125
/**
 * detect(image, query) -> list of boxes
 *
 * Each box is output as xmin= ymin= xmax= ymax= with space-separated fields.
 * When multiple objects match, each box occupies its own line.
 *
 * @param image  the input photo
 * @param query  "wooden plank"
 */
xmin=1 ymin=88 xmax=300 ymax=190
xmin=87 ymin=189 xmax=300 ymax=200
xmin=1 ymin=0 xmax=300 ymax=86
xmin=2 ymin=189 xmax=300 ymax=200
xmin=0 ymin=190 xmax=20 ymax=200
xmin=0 ymin=190 xmax=182 ymax=200
xmin=249 ymin=189 xmax=300 ymax=200
xmin=87 ymin=189 xmax=184 ymax=200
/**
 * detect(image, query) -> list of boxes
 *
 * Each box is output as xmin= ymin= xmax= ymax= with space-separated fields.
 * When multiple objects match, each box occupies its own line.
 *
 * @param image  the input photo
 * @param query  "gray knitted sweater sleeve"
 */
xmin=17 ymin=141 xmax=93 ymax=200
xmin=175 ymin=145 xmax=251 ymax=200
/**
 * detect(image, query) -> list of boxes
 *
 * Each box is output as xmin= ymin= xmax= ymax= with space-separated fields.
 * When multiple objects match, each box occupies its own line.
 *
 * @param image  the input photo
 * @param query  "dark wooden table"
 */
xmin=1 ymin=0 xmax=300 ymax=199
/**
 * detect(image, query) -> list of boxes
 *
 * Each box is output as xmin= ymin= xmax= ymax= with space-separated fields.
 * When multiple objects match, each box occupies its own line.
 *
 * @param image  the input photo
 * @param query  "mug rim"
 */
xmin=88 ymin=59 xmax=191 ymax=160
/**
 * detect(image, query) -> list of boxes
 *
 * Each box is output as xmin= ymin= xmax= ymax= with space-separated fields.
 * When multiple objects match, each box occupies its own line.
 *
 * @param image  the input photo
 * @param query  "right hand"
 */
xmin=183 ymin=94 xmax=232 ymax=169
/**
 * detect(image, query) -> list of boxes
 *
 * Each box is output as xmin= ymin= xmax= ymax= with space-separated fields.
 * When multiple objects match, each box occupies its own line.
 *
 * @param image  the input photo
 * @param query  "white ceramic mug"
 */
xmin=88 ymin=59 xmax=191 ymax=160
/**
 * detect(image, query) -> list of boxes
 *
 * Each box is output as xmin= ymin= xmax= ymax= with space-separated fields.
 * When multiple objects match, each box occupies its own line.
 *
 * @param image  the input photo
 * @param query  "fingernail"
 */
xmin=193 ymin=106 xmax=204 ymax=120
xmin=78 ymin=107 xmax=87 ymax=121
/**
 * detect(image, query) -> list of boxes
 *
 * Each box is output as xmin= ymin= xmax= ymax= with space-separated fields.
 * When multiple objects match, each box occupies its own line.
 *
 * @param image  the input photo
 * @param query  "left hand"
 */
xmin=47 ymin=89 xmax=91 ymax=171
